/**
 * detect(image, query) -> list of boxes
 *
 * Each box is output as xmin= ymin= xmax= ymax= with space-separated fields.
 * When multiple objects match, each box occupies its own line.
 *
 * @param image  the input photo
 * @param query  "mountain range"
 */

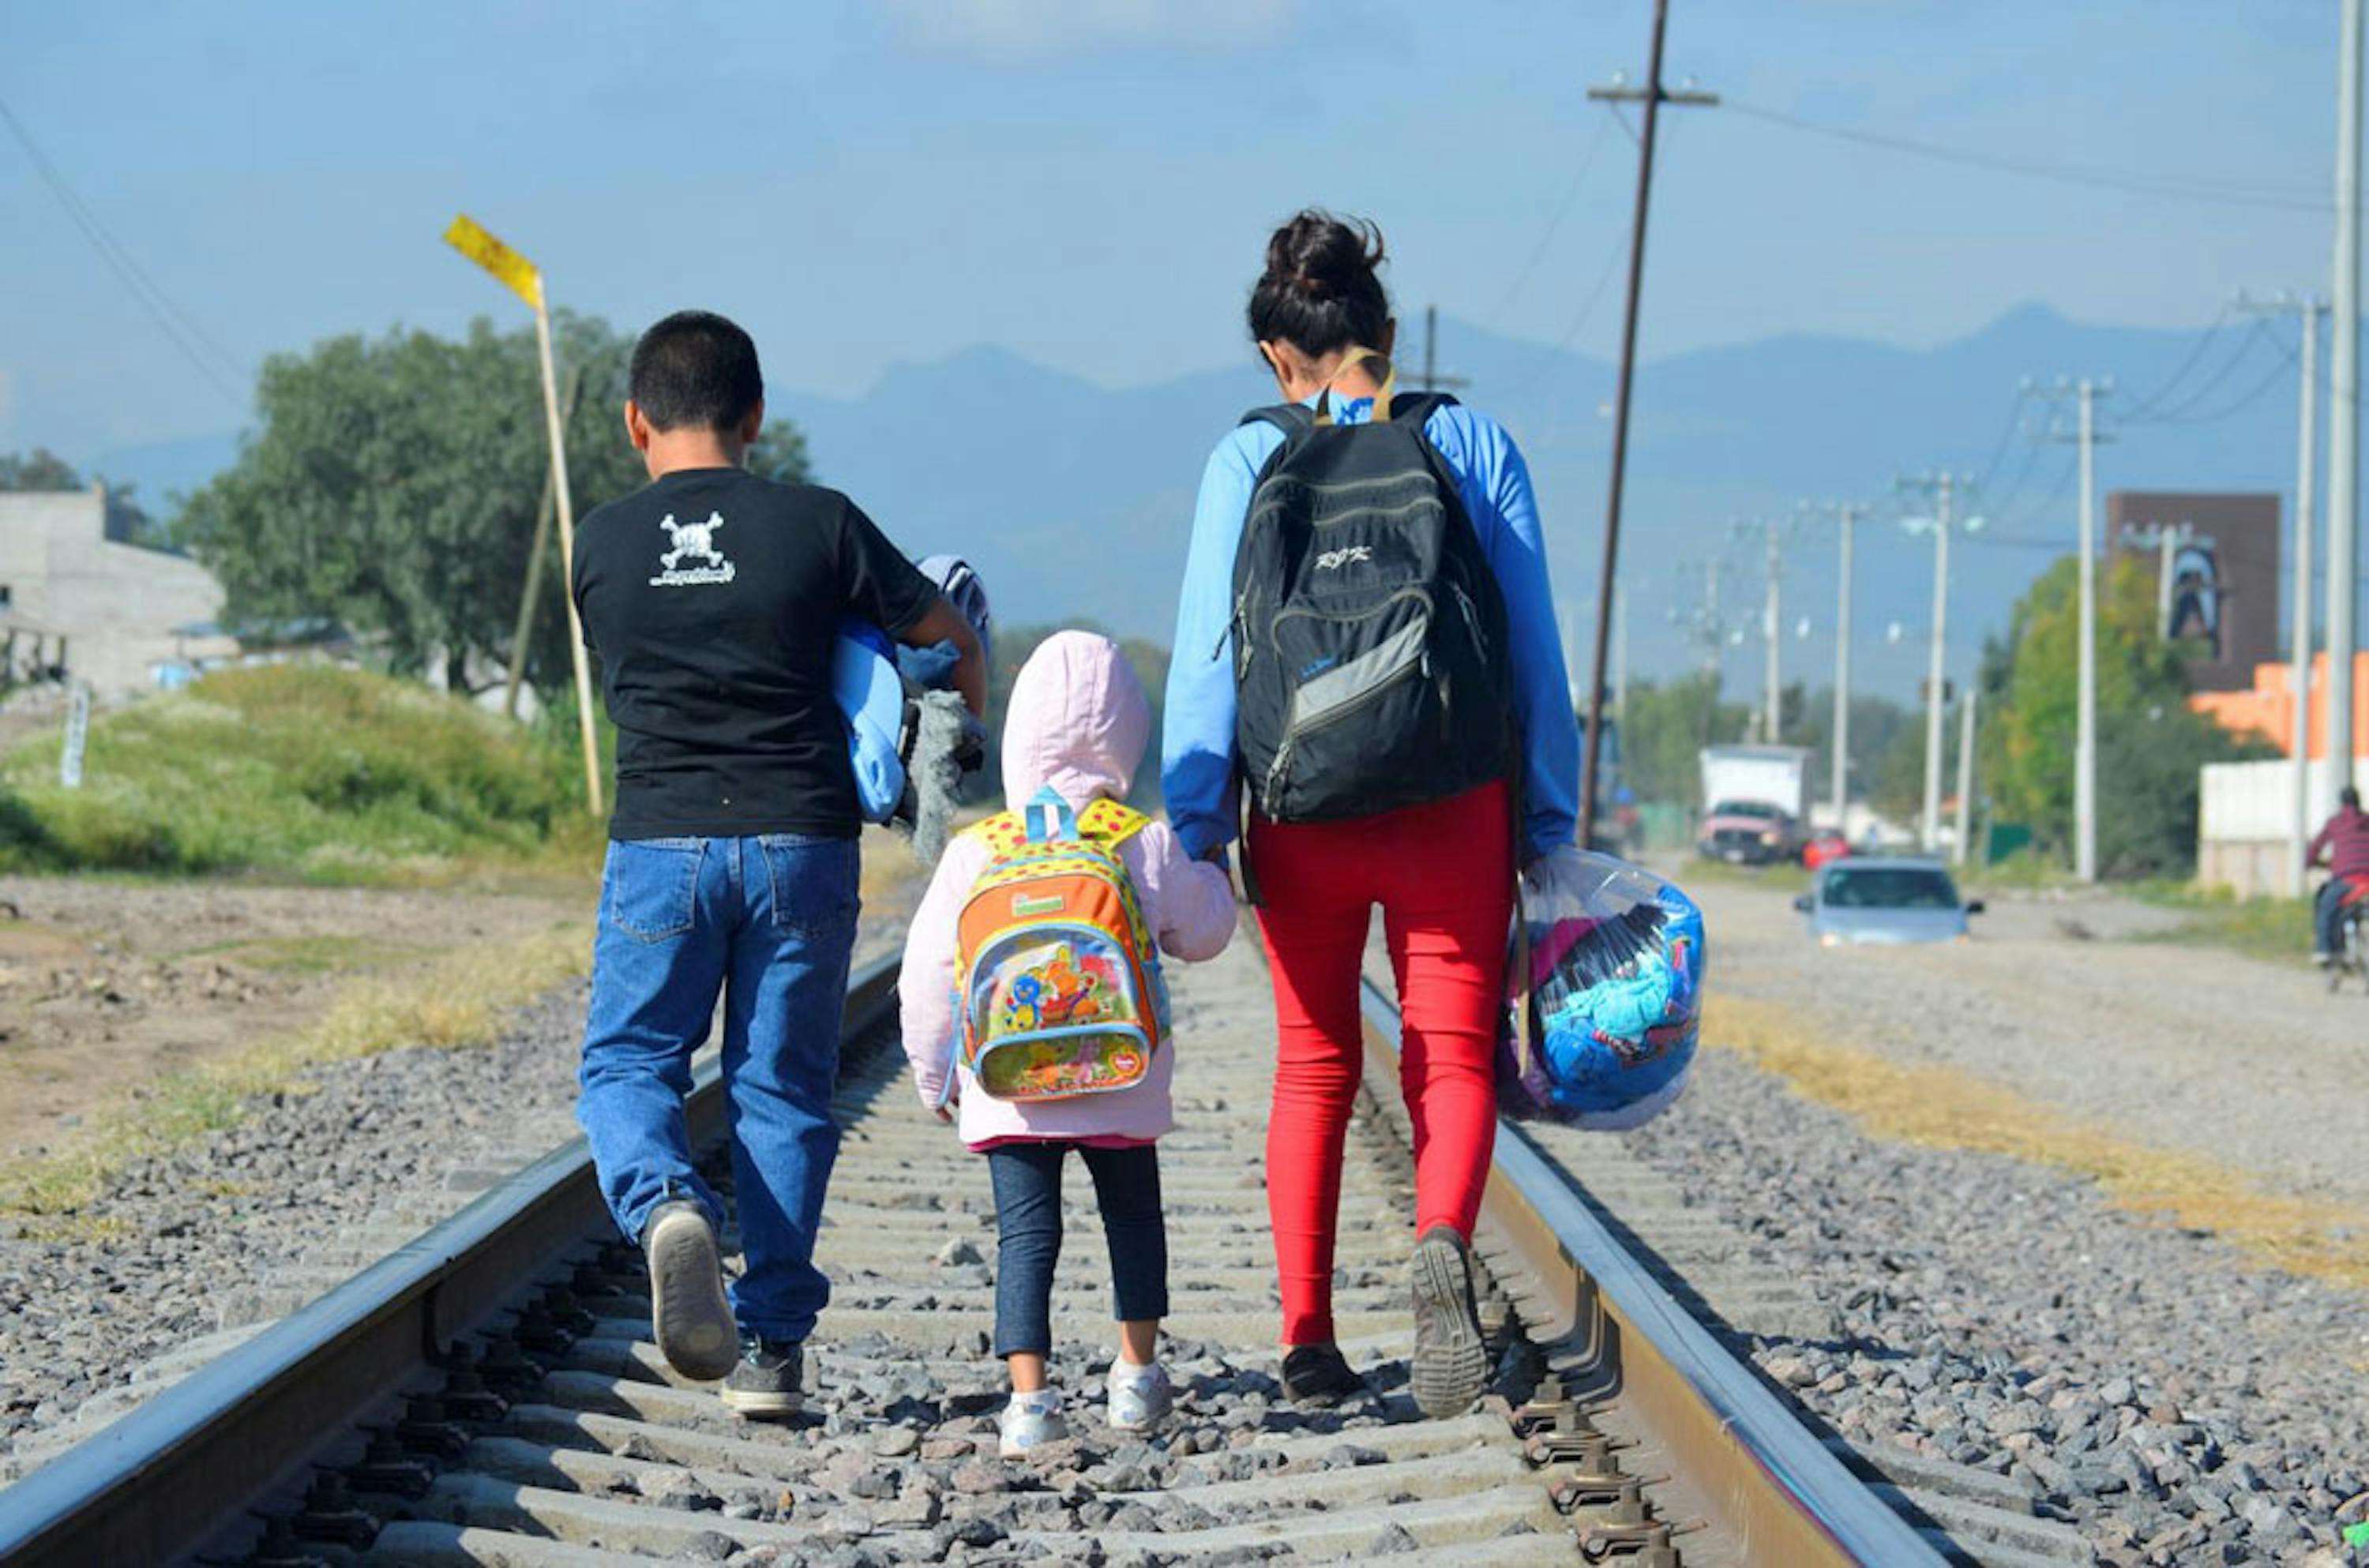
xmin=92 ymin=303 xmax=2340 ymax=703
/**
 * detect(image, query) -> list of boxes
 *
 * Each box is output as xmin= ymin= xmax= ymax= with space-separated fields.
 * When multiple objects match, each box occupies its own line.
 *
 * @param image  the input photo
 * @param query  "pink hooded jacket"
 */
xmin=899 ymin=631 xmax=1236 ymax=1150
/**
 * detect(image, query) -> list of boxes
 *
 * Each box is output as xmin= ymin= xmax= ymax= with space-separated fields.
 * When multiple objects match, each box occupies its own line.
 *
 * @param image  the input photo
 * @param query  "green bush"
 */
xmin=0 ymin=666 xmax=592 ymax=880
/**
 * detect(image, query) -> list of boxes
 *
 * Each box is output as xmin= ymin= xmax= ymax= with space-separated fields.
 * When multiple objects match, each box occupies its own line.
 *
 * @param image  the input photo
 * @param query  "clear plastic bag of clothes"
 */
xmin=1496 ymin=847 xmax=1706 ymax=1131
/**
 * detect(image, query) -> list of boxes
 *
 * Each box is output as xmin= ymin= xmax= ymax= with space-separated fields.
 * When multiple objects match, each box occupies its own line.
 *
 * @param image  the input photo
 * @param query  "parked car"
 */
xmin=1800 ymin=829 xmax=1853 ymax=871
xmin=1793 ymin=859 xmax=1984 ymax=946
xmin=1698 ymin=799 xmax=1799 ymax=865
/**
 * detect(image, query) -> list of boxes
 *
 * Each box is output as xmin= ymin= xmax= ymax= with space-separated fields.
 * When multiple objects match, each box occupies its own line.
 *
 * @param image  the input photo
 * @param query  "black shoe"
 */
xmin=1279 ymin=1343 xmax=1370 ymax=1409
xmin=720 ymin=1334 xmax=804 ymax=1418
xmin=1409 ymin=1225 xmax=1488 ymax=1418
xmin=642 ymin=1199 xmax=737 ymax=1382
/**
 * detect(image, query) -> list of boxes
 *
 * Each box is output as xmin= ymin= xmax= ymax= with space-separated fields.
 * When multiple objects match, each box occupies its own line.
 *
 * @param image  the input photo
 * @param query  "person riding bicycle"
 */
xmin=2307 ymin=785 xmax=2369 ymax=965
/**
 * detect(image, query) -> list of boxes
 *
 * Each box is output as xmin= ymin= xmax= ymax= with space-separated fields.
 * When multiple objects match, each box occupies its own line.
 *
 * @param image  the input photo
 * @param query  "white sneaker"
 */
xmin=997 ymin=1390 xmax=1068 ymax=1457
xmin=1107 ymin=1360 xmax=1173 ymax=1432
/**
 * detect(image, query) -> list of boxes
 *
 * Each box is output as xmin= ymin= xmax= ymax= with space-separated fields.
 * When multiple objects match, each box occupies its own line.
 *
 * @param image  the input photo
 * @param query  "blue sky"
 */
xmin=0 ymin=1 xmax=2343 ymax=469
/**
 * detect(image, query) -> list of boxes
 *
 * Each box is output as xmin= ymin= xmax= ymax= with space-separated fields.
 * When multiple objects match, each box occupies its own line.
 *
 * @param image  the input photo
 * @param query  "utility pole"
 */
xmin=1899 ymin=472 xmax=1982 ymax=853
xmin=1762 ymin=520 xmax=1782 ymax=743
xmin=1417 ymin=305 xmax=1471 ymax=396
xmin=2333 ymin=0 xmax=2363 ymax=808
xmin=2037 ymin=377 xmax=2114 ymax=883
xmin=2296 ymin=298 xmax=2323 ymax=891
xmin=1823 ymin=502 xmax=1862 ymax=824
xmin=1954 ymin=686 xmax=1979 ymax=868
xmin=1576 ymin=3 xmax=1719 ymax=846
xmin=1613 ymin=584 xmax=1630 ymax=726
xmin=2237 ymin=294 xmax=2328 ymax=892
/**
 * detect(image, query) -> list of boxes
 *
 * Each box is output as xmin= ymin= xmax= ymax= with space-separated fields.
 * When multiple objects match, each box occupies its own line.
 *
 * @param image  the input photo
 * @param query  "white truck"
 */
xmin=1697 ymin=745 xmax=1812 ymax=865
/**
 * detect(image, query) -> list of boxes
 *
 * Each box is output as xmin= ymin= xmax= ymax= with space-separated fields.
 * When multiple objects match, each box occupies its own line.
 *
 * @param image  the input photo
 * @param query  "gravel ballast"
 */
xmin=1590 ymin=876 xmax=2369 ymax=1566
xmin=0 ymin=902 xmax=915 ymax=1484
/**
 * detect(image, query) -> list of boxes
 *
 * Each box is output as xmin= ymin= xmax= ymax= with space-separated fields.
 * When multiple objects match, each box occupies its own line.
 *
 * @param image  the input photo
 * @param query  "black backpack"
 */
xmin=1229 ymin=391 xmax=1516 ymax=824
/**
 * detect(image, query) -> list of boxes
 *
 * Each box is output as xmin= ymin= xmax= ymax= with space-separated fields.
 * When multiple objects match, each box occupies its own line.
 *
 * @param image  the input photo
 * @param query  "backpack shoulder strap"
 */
xmin=1021 ymin=786 xmax=1080 ymax=844
xmin=1240 ymin=403 xmax=1316 ymax=436
xmin=1389 ymin=391 xmax=1455 ymax=427
xmin=1077 ymin=797 xmax=1151 ymax=848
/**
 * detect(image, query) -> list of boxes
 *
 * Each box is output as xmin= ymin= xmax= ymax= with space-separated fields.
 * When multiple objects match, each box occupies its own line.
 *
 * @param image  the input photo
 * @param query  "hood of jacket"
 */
xmin=1001 ymin=631 xmax=1150 ymax=810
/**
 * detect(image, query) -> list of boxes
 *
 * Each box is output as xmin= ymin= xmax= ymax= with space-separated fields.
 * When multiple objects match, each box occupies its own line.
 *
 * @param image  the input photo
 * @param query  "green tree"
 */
xmin=1980 ymin=552 xmax=2271 ymax=876
xmin=178 ymin=313 xmax=809 ymax=692
xmin=0 ymin=448 xmax=81 ymax=491
xmin=1617 ymin=673 xmax=1753 ymax=807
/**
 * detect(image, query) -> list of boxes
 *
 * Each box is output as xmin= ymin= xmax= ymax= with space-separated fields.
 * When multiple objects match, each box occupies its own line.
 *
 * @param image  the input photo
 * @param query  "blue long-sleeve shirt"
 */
xmin=1161 ymin=394 xmax=1580 ymax=860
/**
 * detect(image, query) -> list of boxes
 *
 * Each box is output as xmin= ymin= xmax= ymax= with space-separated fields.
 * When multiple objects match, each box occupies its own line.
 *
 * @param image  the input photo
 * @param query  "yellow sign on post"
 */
xmin=441 ymin=212 xmax=604 ymax=818
xmin=442 ymin=214 xmax=544 ymax=309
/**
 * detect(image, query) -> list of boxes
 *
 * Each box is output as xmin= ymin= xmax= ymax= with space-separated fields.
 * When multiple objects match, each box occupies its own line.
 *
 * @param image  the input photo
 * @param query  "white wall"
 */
xmin=2198 ymin=756 xmax=2367 ymax=897
xmin=0 ymin=488 xmax=231 ymax=696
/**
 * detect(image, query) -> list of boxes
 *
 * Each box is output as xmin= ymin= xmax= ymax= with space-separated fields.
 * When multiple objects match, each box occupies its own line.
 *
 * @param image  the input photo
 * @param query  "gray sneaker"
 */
xmin=997 ymin=1390 xmax=1069 ymax=1457
xmin=720 ymin=1334 xmax=804 ymax=1418
xmin=642 ymin=1199 xmax=737 ymax=1382
xmin=1107 ymin=1360 xmax=1173 ymax=1432
xmin=1409 ymin=1225 xmax=1488 ymax=1418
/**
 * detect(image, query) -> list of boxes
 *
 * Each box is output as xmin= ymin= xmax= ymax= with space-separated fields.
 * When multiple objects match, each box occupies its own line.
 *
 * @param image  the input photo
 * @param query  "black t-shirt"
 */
xmin=573 ymin=467 xmax=937 ymax=840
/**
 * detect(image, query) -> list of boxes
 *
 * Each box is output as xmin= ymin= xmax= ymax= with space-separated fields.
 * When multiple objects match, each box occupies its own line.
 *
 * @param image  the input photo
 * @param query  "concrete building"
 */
xmin=0 ymin=484 xmax=235 ymax=696
xmin=2189 ymin=649 xmax=2369 ymax=757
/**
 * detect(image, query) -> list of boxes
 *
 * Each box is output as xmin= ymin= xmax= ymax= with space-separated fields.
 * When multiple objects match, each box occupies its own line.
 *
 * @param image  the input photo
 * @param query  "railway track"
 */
xmin=0 ymin=933 xmax=1963 ymax=1566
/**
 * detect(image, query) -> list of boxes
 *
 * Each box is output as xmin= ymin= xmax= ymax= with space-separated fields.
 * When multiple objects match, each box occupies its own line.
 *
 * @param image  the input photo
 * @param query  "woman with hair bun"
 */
xmin=1161 ymin=210 xmax=1579 ymax=1416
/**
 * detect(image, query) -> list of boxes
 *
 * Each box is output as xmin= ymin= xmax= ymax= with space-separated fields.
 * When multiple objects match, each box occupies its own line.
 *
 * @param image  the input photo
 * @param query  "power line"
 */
xmin=2116 ymin=305 xmax=2236 ymax=422
xmin=1484 ymin=113 xmax=1616 ymax=328
xmin=1725 ymin=99 xmax=2329 ymax=213
xmin=0 ymin=93 xmax=246 ymax=406
xmin=2138 ymin=343 xmax=2295 ymax=426
xmin=2128 ymin=318 xmax=2273 ymax=424
xmin=1971 ymin=384 xmax=2031 ymax=495
xmin=1512 ymin=109 xmax=1694 ymax=407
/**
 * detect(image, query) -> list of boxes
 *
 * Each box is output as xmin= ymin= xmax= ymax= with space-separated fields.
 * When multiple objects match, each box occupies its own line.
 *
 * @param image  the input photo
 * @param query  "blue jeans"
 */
xmin=986 ymin=1142 xmax=1167 ymax=1358
xmin=576 ymin=833 xmax=861 ymax=1343
xmin=2316 ymin=875 xmax=2367 ymax=955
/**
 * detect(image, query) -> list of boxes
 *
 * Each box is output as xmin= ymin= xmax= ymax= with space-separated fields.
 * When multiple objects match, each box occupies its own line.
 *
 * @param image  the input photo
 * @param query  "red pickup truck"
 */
xmin=1696 ymin=800 xmax=1800 ymax=865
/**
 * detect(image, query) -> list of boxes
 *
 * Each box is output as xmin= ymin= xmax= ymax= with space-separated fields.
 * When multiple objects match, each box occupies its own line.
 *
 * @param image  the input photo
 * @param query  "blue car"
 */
xmin=1793 ymin=858 xmax=1985 ymax=947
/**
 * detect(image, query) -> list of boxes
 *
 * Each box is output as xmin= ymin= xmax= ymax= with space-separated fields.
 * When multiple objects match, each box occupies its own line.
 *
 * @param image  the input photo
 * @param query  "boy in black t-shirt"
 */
xmin=573 ymin=311 xmax=983 ymax=1415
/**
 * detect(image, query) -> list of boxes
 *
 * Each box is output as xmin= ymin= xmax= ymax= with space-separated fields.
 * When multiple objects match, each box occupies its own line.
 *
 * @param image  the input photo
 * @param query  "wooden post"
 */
xmin=532 ymin=296 xmax=604 ymax=816
xmin=503 ymin=364 xmax=582 ymax=719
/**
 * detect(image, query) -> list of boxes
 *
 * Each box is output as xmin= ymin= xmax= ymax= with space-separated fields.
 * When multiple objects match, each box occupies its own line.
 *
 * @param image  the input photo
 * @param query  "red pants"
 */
xmin=1248 ymin=778 xmax=1512 ymax=1346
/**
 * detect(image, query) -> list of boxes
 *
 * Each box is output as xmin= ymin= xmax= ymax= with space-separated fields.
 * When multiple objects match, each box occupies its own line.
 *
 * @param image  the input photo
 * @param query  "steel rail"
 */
xmin=0 ymin=955 xmax=900 ymax=1568
xmin=1357 ymin=976 xmax=1944 ymax=1568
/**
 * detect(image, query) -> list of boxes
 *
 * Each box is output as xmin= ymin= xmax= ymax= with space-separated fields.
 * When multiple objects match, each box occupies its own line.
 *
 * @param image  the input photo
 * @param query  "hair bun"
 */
xmin=1250 ymin=209 xmax=1391 ymax=358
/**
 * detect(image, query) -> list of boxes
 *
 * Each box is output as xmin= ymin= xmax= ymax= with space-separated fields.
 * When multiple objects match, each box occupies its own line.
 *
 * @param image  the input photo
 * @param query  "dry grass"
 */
xmin=0 ymin=921 xmax=590 ymax=1224
xmin=1704 ymin=993 xmax=2369 ymax=1294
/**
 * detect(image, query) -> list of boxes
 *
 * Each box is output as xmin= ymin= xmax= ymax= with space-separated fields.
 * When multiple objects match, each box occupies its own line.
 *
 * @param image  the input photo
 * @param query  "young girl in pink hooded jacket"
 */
xmin=900 ymin=631 xmax=1235 ymax=1455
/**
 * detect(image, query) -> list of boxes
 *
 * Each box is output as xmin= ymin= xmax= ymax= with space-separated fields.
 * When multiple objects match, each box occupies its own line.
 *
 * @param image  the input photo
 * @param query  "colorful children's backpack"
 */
xmin=953 ymin=787 xmax=1170 ymax=1102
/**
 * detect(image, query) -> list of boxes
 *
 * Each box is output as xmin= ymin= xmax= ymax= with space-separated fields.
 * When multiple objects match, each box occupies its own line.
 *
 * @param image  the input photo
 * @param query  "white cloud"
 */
xmin=884 ymin=0 xmax=1298 ymax=63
